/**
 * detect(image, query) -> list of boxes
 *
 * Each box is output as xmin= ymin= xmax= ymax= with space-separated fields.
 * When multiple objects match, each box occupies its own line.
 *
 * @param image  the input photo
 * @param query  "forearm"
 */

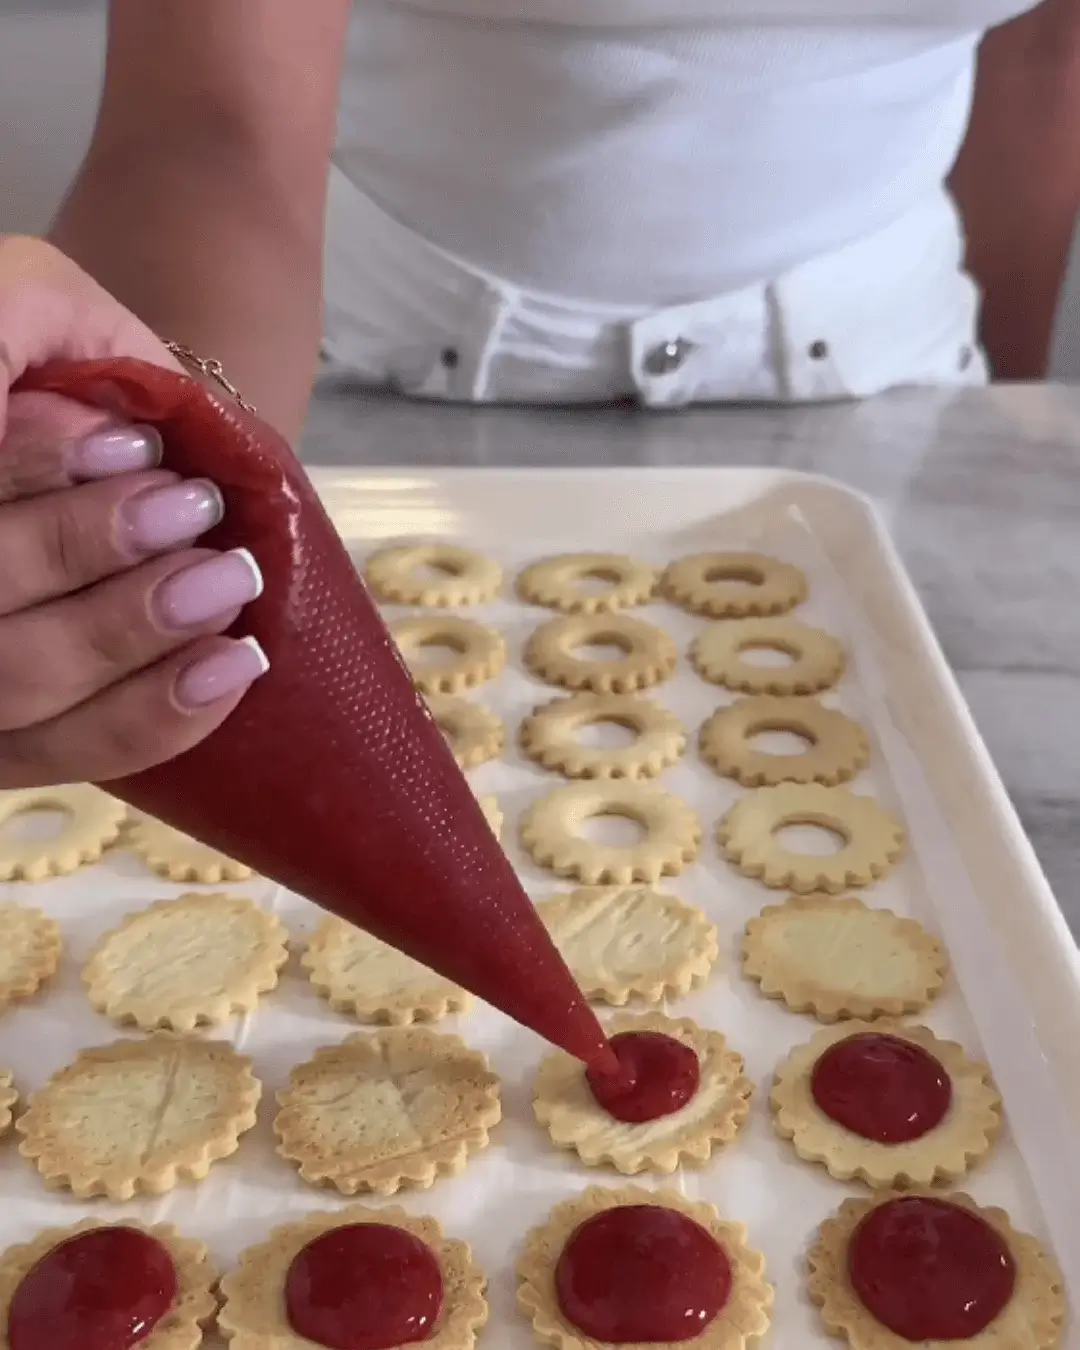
xmin=949 ymin=1 xmax=1080 ymax=380
xmin=51 ymin=133 xmax=327 ymax=441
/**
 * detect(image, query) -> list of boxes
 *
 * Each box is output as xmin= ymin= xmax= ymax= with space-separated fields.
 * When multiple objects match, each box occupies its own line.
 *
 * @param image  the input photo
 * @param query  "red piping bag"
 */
xmin=16 ymin=358 xmax=615 ymax=1071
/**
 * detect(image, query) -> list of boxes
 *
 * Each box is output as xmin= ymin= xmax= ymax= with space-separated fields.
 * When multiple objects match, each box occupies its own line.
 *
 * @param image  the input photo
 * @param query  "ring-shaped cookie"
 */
xmin=0 ymin=785 xmax=126 ymax=881
xmin=524 ymin=615 xmax=677 ymax=693
xmin=521 ymin=781 xmax=701 ymax=884
xmin=517 ymin=552 xmax=658 ymax=614
xmin=692 ymin=618 xmax=845 ymax=694
xmin=664 ymin=551 xmax=806 ymax=617
xmin=718 ymin=783 xmax=904 ymax=892
xmin=392 ymin=616 xmax=506 ymax=694
xmin=521 ymin=693 xmax=687 ymax=779
xmin=700 ymin=696 xmax=869 ymax=786
xmin=426 ymin=694 xmax=505 ymax=768
xmin=366 ymin=542 xmax=502 ymax=606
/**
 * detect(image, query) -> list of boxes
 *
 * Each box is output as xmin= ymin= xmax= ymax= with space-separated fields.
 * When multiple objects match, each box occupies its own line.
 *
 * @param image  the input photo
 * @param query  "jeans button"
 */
xmin=644 ymin=337 xmax=695 ymax=376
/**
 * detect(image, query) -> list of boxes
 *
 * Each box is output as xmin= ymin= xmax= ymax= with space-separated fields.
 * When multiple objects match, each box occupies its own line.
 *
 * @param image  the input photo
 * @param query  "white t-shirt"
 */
xmin=324 ymin=0 xmax=1036 ymax=403
xmin=335 ymin=0 xmax=1033 ymax=302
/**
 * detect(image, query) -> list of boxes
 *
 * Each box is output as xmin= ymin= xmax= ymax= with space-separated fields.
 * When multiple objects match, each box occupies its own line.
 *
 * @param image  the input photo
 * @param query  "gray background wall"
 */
xmin=3 ymin=0 xmax=1080 ymax=379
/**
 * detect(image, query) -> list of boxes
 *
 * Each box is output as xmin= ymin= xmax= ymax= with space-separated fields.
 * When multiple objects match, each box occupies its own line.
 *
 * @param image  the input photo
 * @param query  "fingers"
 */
xmin=0 ymin=469 xmax=226 ymax=617
xmin=0 ymin=388 xmax=228 ymax=617
xmin=0 ymin=547 xmax=264 ymax=733
xmin=0 ymin=390 xmax=163 ymax=504
xmin=0 ymin=237 xmax=266 ymax=789
xmin=0 ymin=634 xmax=269 ymax=790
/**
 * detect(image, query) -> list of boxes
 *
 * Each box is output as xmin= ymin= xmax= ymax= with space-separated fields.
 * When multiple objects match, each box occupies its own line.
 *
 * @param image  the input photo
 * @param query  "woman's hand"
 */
xmin=0 ymin=235 xmax=267 ymax=790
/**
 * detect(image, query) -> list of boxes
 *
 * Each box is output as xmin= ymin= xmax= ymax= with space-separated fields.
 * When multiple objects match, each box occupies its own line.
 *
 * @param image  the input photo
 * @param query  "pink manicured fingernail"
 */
xmin=153 ymin=548 xmax=263 ymax=631
xmin=121 ymin=479 xmax=224 ymax=554
xmin=175 ymin=636 xmax=270 ymax=709
xmin=72 ymin=424 xmax=162 ymax=479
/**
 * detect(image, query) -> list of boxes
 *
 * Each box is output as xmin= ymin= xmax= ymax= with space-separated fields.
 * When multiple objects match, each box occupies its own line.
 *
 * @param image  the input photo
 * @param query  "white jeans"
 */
xmin=323 ymin=165 xmax=988 ymax=406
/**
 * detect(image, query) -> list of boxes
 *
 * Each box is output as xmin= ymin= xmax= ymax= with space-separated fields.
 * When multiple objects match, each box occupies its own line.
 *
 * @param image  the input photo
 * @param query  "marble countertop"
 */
xmin=302 ymin=378 xmax=1080 ymax=932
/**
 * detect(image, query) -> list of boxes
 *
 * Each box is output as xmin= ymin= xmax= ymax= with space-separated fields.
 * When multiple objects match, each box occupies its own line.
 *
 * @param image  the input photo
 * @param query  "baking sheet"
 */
xmin=1 ymin=466 xmax=1077 ymax=1349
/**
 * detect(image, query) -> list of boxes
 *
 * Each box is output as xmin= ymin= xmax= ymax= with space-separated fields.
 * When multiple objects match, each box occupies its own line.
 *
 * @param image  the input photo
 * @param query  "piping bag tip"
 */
xmin=16 ymin=356 xmax=612 ymax=1070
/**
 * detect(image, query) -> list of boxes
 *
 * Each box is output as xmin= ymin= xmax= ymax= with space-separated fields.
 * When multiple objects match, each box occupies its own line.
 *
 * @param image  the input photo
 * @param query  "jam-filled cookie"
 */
xmin=808 ymin=1192 xmax=1065 ymax=1350
xmin=219 ymin=1205 xmax=488 ymax=1350
xmin=518 ymin=1185 xmax=772 ymax=1350
xmin=771 ymin=1020 xmax=1000 ymax=1188
xmin=0 ymin=1220 xmax=216 ymax=1350
xmin=533 ymin=1010 xmax=752 ymax=1173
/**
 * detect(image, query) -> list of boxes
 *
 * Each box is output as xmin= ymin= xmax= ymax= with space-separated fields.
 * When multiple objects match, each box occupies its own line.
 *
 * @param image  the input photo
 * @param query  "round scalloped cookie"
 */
xmin=537 ymin=885 xmax=717 ymax=1005
xmin=303 ymin=917 xmax=470 ymax=1025
xmin=0 ymin=903 xmax=61 ymax=1013
xmin=127 ymin=815 xmax=254 ymax=883
xmin=741 ymin=894 xmax=947 ymax=1021
xmin=83 ymin=893 xmax=289 ymax=1031
xmin=16 ymin=1037 xmax=261 ymax=1199
xmin=274 ymin=1028 xmax=501 ymax=1196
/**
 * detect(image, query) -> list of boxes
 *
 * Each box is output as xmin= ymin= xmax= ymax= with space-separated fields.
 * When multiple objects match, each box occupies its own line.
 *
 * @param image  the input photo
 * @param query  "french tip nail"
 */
xmin=204 ymin=478 xmax=226 ymax=525
xmin=230 ymin=548 xmax=265 ymax=599
xmin=72 ymin=422 xmax=164 ymax=479
xmin=174 ymin=633 xmax=271 ymax=709
xmin=132 ymin=424 xmax=165 ymax=467
xmin=238 ymin=635 xmax=271 ymax=675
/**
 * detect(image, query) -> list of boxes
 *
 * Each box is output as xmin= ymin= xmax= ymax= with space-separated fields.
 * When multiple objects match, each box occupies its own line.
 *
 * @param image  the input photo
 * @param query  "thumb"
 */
xmin=0 ymin=235 xmax=183 ymax=439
